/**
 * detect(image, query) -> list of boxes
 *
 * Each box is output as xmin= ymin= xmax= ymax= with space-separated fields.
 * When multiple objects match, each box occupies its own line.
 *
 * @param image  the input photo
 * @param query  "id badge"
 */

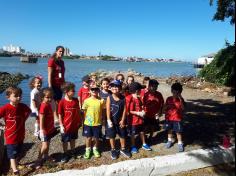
xmin=59 ymin=73 xmax=62 ymax=78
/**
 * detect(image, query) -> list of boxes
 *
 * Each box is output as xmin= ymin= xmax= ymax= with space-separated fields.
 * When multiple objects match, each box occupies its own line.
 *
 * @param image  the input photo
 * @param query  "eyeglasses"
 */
xmin=91 ymin=88 xmax=100 ymax=92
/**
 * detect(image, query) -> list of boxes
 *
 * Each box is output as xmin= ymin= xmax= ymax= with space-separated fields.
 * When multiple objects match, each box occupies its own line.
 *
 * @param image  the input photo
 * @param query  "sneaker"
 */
xmin=60 ymin=154 xmax=70 ymax=163
xmin=142 ymin=144 xmax=152 ymax=151
xmin=93 ymin=148 xmax=101 ymax=158
xmin=178 ymin=143 xmax=184 ymax=152
xmin=83 ymin=149 xmax=92 ymax=159
xmin=131 ymin=146 xmax=138 ymax=154
xmin=13 ymin=170 xmax=20 ymax=176
xmin=120 ymin=149 xmax=131 ymax=158
xmin=165 ymin=141 xmax=173 ymax=149
xmin=111 ymin=149 xmax=118 ymax=160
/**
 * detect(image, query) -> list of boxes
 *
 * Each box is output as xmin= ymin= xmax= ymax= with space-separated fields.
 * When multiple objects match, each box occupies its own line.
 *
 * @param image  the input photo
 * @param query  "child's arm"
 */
xmin=32 ymin=99 xmax=39 ymax=115
xmin=178 ymin=94 xmax=185 ymax=110
xmin=106 ymin=96 xmax=113 ymax=127
xmin=39 ymin=113 xmax=46 ymax=138
xmin=119 ymin=104 xmax=126 ymax=128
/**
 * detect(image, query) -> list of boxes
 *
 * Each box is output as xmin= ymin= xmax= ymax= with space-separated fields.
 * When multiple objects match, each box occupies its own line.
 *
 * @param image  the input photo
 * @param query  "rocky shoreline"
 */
xmin=0 ymin=72 xmax=29 ymax=93
xmin=90 ymin=69 xmax=235 ymax=97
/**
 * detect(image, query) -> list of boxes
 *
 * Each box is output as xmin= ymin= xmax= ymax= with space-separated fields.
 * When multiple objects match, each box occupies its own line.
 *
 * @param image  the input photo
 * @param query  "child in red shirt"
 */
xmin=35 ymin=88 xmax=57 ymax=168
xmin=58 ymin=82 xmax=82 ymax=163
xmin=140 ymin=77 xmax=150 ymax=101
xmin=126 ymin=82 xmax=152 ymax=154
xmin=0 ymin=86 xmax=31 ymax=175
xmin=77 ymin=75 xmax=91 ymax=109
xmin=143 ymin=79 xmax=164 ymax=141
xmin=164 ymin=83 xmax=185 ymax=152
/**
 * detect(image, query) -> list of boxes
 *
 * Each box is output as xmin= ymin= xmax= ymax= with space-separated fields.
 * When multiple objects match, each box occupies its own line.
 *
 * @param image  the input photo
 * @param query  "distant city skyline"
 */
xmin=0 ymin=0 xmax=235 ymax=61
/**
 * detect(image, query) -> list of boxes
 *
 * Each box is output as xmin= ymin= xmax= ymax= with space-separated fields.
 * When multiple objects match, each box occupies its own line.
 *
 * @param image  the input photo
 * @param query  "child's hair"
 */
xmin=115 ymin=74 xmax=125 ymax=82
xmin=61 ymin=82 xmax=75 ymax=93
xmin=126 ymin=75 xmax=135 ymax=84
xmin=40 ymin=87 xmax=54 ymax=100
xmin=6 ymin=86 xmax=22 ymax=98
xmin=100 ymin=78 xmax=110 ymax=85
xmin=171 ymin=83 xmax=183 ymax=93
xmin=29 ymin=76 xmax=43 ymax=89
xmin=143 ymin=77 xmax=150 ymax=84
xmin=148 ymin=79 xmax=159 ymax=87
xmin=82 ymin=75 xmax=91 ymax=84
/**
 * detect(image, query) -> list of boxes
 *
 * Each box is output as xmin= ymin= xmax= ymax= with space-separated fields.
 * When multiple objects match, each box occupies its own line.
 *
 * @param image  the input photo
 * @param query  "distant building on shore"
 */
xmin=3 ymin=44 xmax=25 ymax=53
xmin=194 ymin=53 xmax=216 ymax=68
xmin=64 ymin=47 xmax=71 ymax=56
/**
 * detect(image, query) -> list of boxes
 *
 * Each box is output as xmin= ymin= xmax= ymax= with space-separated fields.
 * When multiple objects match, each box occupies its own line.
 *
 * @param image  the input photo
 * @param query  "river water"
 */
xmin=0 ymin=57 xmax=196 ymax=106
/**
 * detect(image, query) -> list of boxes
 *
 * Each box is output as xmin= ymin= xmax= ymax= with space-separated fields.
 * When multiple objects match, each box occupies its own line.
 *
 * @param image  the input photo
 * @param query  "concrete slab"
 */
xmin=36 ymin=146 xmax=235 ymax=176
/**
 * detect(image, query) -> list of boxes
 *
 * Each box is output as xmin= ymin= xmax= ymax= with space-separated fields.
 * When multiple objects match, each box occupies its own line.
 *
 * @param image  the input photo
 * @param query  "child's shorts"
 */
xmin=144 ymin=118 xmax=160 ymax=131
xmin=83 ymin=125 xmax=102 ymax=138
xmin=61 ymin=132 xmax=78 ymax=143
xmin=38 ymin=130 xmax=58 ymax=142
xmin=128 ymin=125 xmax=144 ymax=136
xmin=6 ymin=143 xmax=23 ymax=159
xmin=164 ymin=120 xmax=183 ymax=133
xmin=52 ymin=86 xmax=63 ymax=101
xmin=30 ymin=112 xmax=39 ymax=120
xmin=106 ymin=124 xmax=127 ymax=139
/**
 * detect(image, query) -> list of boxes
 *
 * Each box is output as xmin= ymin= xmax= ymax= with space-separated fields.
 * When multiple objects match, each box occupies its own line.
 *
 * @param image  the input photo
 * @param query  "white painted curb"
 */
xmin=36 ymin=146 xmax=235 ymax=176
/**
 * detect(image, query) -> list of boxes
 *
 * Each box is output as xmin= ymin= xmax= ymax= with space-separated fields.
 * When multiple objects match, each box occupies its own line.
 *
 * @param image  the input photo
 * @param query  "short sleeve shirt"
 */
xmin=39 ymin=102 xmax=55 ymax=135
xmin=165 ymin=96 xmax=184 ymax=122
xmin=48 ymin=57 xmax=65 ymax=88
xmin=82 ymin=97 xmax=104 ymax=126
xmin=0 ymin=103 xmax=31 ymax=144
xmin=143 ymin=91 xmax=164 ymax=118
xmin=78 ymin=87 xmax=90 ymax=106
xmin=58 ymin=98 xmax=81 ymax=133
xmin=30 ymin=88 xmax=41 ymax=114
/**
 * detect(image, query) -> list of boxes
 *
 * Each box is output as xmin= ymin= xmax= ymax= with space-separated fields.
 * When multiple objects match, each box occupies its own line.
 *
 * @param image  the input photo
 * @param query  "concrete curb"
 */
xmin=36 ymin=146 xmax=235 ymax=176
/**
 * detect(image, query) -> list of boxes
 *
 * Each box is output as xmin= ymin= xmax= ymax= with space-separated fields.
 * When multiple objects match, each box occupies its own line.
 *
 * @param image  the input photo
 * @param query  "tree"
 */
xmin=210 ymin=0 xmax=235 ymax=24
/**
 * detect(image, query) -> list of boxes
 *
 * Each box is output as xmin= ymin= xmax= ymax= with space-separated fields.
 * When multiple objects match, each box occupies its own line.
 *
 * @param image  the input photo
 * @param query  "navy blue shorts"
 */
xmin=83 ymin=125 xmax=102 ymax=138
xmin=164 ymin=121 xmax=183 ymax=133
xmin=128 ymin=125 xmax=144 ymax=136
xmin=106 ymin=124 xmax=127 ymax=139
xmin=144 ymin=118 xmax=160 ymax=131
xmin=38 ymin=130 xmax=58 ymax=142
xmin=6 ymin=143 xmax=23 ymax=159
xmin=52 ymin=86 xmax=63 ymax=101
xmin=61 ymin=132 xmax=78 ymax=143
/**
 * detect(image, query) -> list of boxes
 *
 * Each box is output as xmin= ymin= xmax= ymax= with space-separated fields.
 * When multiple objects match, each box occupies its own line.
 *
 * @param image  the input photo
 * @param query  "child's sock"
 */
xmin=178 ymin=141 xmax=183 ymax=145
xmin=168 ymin=138 xmax=172 ymax=142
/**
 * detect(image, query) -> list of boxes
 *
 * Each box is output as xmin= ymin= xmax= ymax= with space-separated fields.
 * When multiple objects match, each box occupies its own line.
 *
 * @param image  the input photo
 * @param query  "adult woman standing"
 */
xmin=48 ymin=46 xmax=65 ymax=102
xmin=48 ymin=46 xmax=65 ymax=126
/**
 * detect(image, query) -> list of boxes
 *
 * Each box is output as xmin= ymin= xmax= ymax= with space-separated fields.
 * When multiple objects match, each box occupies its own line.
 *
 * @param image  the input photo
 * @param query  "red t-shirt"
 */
xmin=126 ymin=95 xmax=143 ymax=126
xmin=48 ymin=57 xmax=65 ymax=88
xmin=0 ymin=103 xmax=31 ymax=145
xmin=143 ymin=91 xmax=164 ymax=118
xmin=165 ymin=96 xmax=184 ymax=122
xmin=58 ymin=98 xmax=81 ymax=133
xmin=140 ymin=88 xmax=148 ymax=101
xmin=77 ymin=87 xmax=90 ymax=106
xmin=39 ymin=102 xmax=55 ymax=135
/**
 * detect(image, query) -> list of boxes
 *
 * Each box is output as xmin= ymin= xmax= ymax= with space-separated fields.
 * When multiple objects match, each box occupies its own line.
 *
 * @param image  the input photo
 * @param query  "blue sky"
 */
xmin=0 ymin=0 xmax=235 ymax=61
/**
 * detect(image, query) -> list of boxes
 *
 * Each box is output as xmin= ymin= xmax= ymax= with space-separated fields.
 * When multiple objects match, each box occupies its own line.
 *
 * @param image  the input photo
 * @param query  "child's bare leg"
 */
xmin=70 ymin=140 xmax=76 ymax=150
xmin=109 ymin=138 xmax=116 ymax=150
xmin=176 ymin=133 xmax=183 ymax=144
xmin=167 ymin=130 xmax=173 ymax=141
xmin=131 ymin=135 xmax=136 ymax=147
xmin=120 ymin=138 xmax=126 ymax=149
xmin=94 ymin=138 xmax=99 ymax=149
xmin=10 ymin=159 xmax=18 ymax=172
xmin=140 ymin=132 xmax=146 ymax=144
xmin=38 ymin=142 xmax=50 ymax=162
xmin=85 ymin=137 xmax=92 ymax=149
xmin=63 ymin=142 xmax=68 ymax=153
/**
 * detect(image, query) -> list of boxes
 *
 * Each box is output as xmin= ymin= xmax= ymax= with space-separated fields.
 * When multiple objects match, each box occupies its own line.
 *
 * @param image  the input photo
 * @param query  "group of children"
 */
xmin=0 ymin=73 xmax=185 ymax=175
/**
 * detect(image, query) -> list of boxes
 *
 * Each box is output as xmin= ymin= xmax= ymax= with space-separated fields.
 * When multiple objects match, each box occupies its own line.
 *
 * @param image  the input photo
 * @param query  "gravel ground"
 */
xmin=1 ymin=76 xmax=235 ymax=176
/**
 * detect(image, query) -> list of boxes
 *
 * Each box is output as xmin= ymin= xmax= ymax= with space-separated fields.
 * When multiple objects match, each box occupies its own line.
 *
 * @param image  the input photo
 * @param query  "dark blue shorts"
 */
xmin=61 ymin=132 xmax=78 ymax=143
xmin=144 ymin=118 xmax=160 ymax=131
xmin=164 ymin=121 xmax=183 ymax=133
xmin=106 ymin=124 xmax=127 ymax=139
xmin=83 ymin=125 xmax=102 ymax=138
xmin=38 ymin=130 xmax=58 ymax=142
xmin=128 ymin=125 xmax=144 ymax=136
xmin=6 ymin=143 xmax=23 ymax=159
xmin=52 ymin=86 xmax=63 ymax=101
xmin=30 ymin=112 xmax=39 ymax=120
